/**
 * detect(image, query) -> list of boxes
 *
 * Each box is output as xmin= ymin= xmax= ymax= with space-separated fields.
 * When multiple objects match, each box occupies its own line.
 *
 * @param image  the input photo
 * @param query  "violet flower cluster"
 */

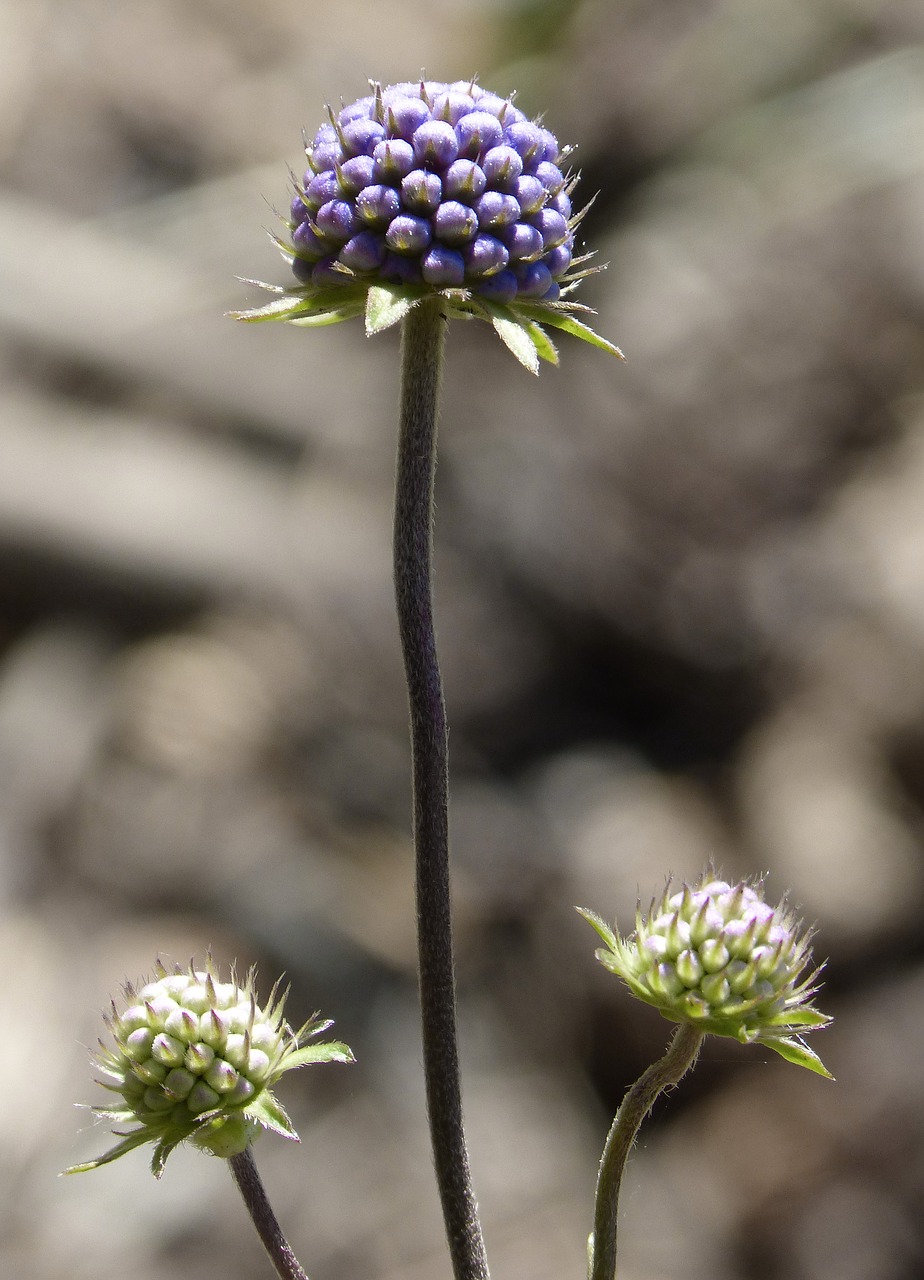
xmin=291 ymin=79 xmax=575 ymax=303
xmin=235 ymin=78 xmax=624 ymax=372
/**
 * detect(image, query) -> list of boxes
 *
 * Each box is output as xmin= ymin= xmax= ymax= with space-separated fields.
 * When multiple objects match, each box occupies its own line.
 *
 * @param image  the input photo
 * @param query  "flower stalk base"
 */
xmin=589 ymin=1024 xmax=704 ymax=1280
xmin=393 ymin=297 xmax=489 ymax=1280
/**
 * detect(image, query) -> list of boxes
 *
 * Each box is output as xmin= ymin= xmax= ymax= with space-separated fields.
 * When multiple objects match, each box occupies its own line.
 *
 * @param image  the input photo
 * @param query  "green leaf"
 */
xmin=230 ymin=294 xmax=318 ymax=323
xmin=765 ymin=1036 xmax=834 ymax=1078
xmin=62 ymin=1128 xmax=152 ymax=1174
xmin=769 ymin=1007 xmax=832 ymax=1029
xmin=150 ymin=1133 xmax=185 ymax=1179
xmin=575 ymin=906 xmax=620 ymax=953
xmin=285 ymin=1041 xmax=355 ymax=1070
xmin=365 ymin=284 xmax=418 ymax=334
xmin=524 ymin=320 xmax=559 ymax=365
xmin=288 ymin=305 xmax=364 ymax=328
xmin=516 ymin=305 xmax=626 ymax=360
xmin=244 ymin=1092 xmax=299 ymax=1140
xmin=490 ymin=313 xmax=540 ymax=374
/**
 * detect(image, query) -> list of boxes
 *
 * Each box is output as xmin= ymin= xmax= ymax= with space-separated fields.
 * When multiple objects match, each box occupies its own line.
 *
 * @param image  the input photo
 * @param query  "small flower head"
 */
xmin=67 ymin=958 xmax=353 ymax=1177
xmin=579 ymin=873 xmax=832 ymax=1076
xmin=233 ymin=78 xmax=625 ymax=373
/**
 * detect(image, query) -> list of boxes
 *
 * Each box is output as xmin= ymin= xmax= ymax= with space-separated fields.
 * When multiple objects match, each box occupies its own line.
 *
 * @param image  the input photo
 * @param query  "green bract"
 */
xmin=579 ymin=874 xmax=832 ymax=1077
xmin=67 ymin=959 xmax=353 ymax=1177
xmin=231 ymin=78 xmax=625 ymax=374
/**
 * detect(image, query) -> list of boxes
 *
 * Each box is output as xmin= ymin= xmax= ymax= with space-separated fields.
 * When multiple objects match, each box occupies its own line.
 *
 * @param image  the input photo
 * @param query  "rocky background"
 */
xmin=2 ymin=2 xmax=924 ymax=1278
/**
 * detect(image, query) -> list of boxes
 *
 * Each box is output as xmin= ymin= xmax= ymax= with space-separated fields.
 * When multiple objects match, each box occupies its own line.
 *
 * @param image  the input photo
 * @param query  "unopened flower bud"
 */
xmin=67 ymin=957 xmax=354 ymax=1177
xmin=579 ymin=872 xmax=832 ymax=1076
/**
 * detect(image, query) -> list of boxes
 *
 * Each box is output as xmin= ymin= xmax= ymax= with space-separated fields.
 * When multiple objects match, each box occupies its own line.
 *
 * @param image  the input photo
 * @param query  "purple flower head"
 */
xmin=238 ymin=78 xmax=626 ymax=371
xmin=283 ymin=80 xmax=579 ymax=303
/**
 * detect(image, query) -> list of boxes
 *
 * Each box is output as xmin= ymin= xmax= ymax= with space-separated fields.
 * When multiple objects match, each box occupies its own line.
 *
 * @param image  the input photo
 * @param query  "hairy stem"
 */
xmin=590 ymin=1023 xmax=704 ymax=1280
xmin=393 ymin=296 xmax=489 ymax=1280
xmin=229 ymin=1146 xmax=310 ymax=1280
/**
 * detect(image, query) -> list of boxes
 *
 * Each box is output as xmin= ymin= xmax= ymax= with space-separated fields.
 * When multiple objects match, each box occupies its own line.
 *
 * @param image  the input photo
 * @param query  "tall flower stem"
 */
xmin=590 ymin=1023 xmax=704 ymax=1280
xmin=229 ymin=1147 xmax=310 ymax=1280
xmin=393 ymin=296 xmax=490 ymax=1280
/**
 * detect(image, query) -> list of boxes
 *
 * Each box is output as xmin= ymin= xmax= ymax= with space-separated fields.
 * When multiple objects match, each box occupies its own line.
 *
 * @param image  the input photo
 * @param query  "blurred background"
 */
xmin=1 ymin=1 xmax=923 ymax=1277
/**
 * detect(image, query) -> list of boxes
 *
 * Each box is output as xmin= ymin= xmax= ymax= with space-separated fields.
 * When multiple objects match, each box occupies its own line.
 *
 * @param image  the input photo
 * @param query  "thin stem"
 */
xmin=590 ymin=1023 xmax=704 ymax=1280
xmin=393 ymin=296 xmax=490 ymax=1280
xmin=229 ymin=1146 xmax=310 ymax=1280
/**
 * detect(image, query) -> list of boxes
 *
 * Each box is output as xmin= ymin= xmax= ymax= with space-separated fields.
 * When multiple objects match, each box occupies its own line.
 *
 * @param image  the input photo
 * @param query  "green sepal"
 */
xmin=289 ymin=306 xmax=365 ymax=328
xmin=230 ymin=293 xmax=316 ymax=322
xmin=516 ymin=304 xmax=626 ymax=360
xmin=151 ymin=1132 xmax=186 ymax=1179
xmin=284 ymin=1041 xmax=355 ymax=1070
xmin=767 ymin=1006 xmax=832 ymax=1030
xmin=365 ymin=283 xmax=420 ymax=334
xmin=244 ymin=1091 xmax=299 ymax=1140
xmin=575 ymin=906 xmax=621 ymax=954
xmin=231 ymin=283 xmax=368 ymax=326
xmin=764 ymin=1036 xmax=834 ymax=1079
xmin=524 ymin=320 xmax=559 ymax=365
xmin=63 ymin=1128 xmax=152 ymax=1174
xmin=490 ymin=311 xmax=541 ymax=374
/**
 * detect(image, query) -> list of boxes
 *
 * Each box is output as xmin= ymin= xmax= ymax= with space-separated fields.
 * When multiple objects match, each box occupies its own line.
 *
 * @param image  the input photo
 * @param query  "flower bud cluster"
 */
xmin=580 ymin=874 xmax=832 ymax=1075
xmin=288 ymin=79 xmax=579 ymax=304
xmin=69 ymin=960 xmax=352 ymax=1176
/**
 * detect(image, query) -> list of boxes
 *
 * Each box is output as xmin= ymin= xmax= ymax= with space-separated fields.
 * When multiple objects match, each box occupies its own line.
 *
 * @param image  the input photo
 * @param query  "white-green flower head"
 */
xmin=579 ymin=874 xmax=832 ymax=1077
xmin=232 ymin=78 xmax=625 ymax=374
xmin=67 ymin=958 xmax=354 ymax=1178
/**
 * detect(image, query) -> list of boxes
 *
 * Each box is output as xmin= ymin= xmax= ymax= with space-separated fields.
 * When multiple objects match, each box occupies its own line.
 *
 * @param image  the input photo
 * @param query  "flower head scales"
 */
xmin=579 ymin=873 xmax=832 ymax=1077
xmin=233 ymin=78 xmax=624 ymax=372
xmin=67 ymin=957 xmax=353 ymax=1177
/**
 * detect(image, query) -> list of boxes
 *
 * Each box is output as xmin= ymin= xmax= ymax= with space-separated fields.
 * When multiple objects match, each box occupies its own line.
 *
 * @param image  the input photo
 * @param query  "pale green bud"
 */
xmin=579 ymin=871 xmax=833 ymax=1077
xmin=67 ymin=956 xmax=355 ymax=1178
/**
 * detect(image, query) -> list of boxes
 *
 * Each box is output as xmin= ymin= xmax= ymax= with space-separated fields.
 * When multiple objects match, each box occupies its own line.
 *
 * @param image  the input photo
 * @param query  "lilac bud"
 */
xmin=356 ymin=184 xmax=401 ymax=228
xmin=432 ymin=90 xmax=477 ymax=124
xmin=463 ymin=234 xmax=509 ymax=277
xmin=481 ymin=145 xmax=523 ymax=190
xmin=385 ymin=214 xmax=432 ymax=255
xmin=504 ymin=121 xmax=546 ymax=166
xmin=412 ymin=120 xmax=460 ymax=169
xmin=337 ymin=155 xmax=376 ymax=196
xmin=308 ymin=142 xmax=341 ymax=174
xmin=386 ymin=96 xmax=431 ymax=141
xmin=548 ymin=189 xmax=572 ymax=219
xmin=315 ymin=199 xmax=357 ymax=243
xmin=342 ymin=118 xmax=385 ymax=156
xmin=304 ymin=169 xmax=340 ymax=211
xmin=534 ymin=161 xmax=566 ymax=192
xmin=338 ymin=96 xmax=374 ymax=126
xmin=455 ymin=111 xmax=504 ymax=158
xmin=514 ymin=260 xmax=554 ymax=297
xmin=421 ymin=246 xmax=466 ymax=286
xmin=443 ymin=159 xmax=488 ymax=203
xmin=475 ymin=191 xmax=521 ymax=230
xmin=401 ymin=169 xmax=443 ymax=214
xmin=372 ymin=138 xmax=416 ymax=184
xmin=292 ymin=221 xmax=327 ymax=261
xmin=381 ymin=251 xmax=423 ymax=285
xmin=434 ymin=201 xmax=479 ymax=246
xmin=544 ymin=242 xmax=573 ymax=277
xmin=290 ymin=194 xmax=309 ymax=225
xmin=500 ymin=222 xmax=545 ymax=262
xmin=513 ymin=175 xmax=548 ymax=215
xmin=340 ymin=230 xmax=387 ymax=272
xmin=473 ymin=269 xmax=518 ymax=303
xmin=530 ymin=208 xmax=569 ymax=249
